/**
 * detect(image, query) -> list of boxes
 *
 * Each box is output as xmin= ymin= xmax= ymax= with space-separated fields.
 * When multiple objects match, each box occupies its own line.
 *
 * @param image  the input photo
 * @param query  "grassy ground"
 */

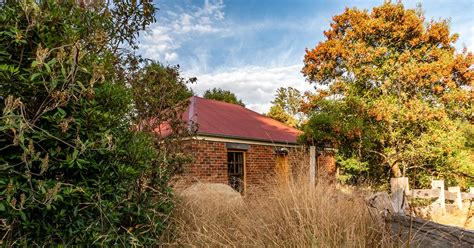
xmin=162 ymin=177 xmax=392 ymax=247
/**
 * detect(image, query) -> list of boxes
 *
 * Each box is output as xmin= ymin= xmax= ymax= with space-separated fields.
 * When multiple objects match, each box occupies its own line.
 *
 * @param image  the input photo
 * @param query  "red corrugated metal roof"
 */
xmin=182 ymin=96 xmax=301 ymax=144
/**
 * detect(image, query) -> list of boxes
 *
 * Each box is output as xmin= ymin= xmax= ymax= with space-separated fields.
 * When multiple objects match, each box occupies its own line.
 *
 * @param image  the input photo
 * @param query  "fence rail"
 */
xmin=391 ymin=177 xmax=474 ymax=213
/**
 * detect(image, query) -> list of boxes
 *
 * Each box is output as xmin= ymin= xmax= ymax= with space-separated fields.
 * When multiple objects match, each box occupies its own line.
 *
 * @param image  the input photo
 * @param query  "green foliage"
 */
xmin=130 ymin=61 xmax=196 ymax=174
xmin=336 ymin=155 xmax=369 ymax=184
xmin=0 ymin=1 xmax=181 ymax=245
xmin=301 ymin=2 xmax=474 ymax=187
xmin=272 ymin=87 xmax=302 ymax=117
xmin=267 ymin=87 xmax=304 ymax=127
xmin=266 ymin=105 xmax=298 ymax=127
xmin=132 ymin=62 xmax=194 ymax=121
xmin=203 ymin=87 xmax=245 ymax=106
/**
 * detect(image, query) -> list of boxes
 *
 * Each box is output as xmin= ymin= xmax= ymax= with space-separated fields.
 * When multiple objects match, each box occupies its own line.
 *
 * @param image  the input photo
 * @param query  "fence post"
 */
xmin=448 ymin=186 xmax=463 ymax=210
xmin=431 ymin=180 xmax=445 ymax=214
xmin=309 ymin=146 xmax=316 ymax=187
xmin=390 ymin=177 xmax=409 ymax=213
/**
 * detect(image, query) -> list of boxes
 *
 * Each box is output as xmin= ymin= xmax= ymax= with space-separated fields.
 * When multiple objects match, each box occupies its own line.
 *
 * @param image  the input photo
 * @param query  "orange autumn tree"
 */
xmin=301 ymin=2 xmax=473 ymax=187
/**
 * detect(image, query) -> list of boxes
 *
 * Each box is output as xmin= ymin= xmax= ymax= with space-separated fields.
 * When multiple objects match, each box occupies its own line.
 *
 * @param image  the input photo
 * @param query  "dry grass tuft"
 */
xmin=162 ymin=176 xmax=392 ymax=247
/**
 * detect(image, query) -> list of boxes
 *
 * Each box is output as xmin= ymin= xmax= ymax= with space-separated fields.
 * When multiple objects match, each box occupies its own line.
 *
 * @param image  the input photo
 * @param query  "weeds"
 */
xmin=163 ymin=176 xmax=392 ymax=247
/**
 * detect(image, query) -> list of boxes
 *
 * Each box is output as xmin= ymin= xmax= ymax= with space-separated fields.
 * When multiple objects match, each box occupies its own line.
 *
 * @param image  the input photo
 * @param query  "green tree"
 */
xmin=267 ymin=87 xmax=304 ymax=127
xmin=272 ymin=87 xmax=302 ymax=117
xmin=301 ymin=2 xmax=473 ymax=187
xmin=0 ymin=1 xmax=186 ymax=245
xmin=266 ymin=104 xmax=298 ymax=127
xmin=130 ymin=61 xmax=196 ymax=174
xmin=203 ymin=87 xmax=245 ymax=106
xmin=131 ymin=63 xmax=194 ymax=113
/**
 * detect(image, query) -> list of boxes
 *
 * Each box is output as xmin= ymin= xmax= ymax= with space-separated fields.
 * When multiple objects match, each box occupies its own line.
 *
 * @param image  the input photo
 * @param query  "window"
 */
xmin=227 ymin=151 xmax=244 ymax=193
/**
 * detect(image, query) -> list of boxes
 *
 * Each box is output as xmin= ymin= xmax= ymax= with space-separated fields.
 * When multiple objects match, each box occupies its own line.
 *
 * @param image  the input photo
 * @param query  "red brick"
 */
xmin=171 ymin=140 xmax=311 ymax=193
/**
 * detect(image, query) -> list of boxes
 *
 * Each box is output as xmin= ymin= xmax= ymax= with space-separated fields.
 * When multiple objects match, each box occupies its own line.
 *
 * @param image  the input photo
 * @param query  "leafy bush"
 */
xmin=0 ymin=1 xmax=184 ymax=245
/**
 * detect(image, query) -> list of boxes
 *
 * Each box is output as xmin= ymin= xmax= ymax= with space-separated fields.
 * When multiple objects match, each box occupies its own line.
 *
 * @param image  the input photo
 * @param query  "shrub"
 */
xmin=0 ymin=1 xmax=179 ymax=245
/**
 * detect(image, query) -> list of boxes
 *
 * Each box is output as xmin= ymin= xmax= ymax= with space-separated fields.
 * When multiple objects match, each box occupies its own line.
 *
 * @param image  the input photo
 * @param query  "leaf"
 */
xmin=76 ymin=159 xmax=89 ymax=165
xmin=51 ymin=79 xmax=59 ymax=90
xmin=44 ymin=63 xmax=51 ymax=74
xmin=72 ymin=149 xmax=78 ymax=160
xmin=30 ymin=72 xmax=42 ymax=81
xmin=47 ymin=58 xmax=57 ymax=67
xmin=57 ymin=107 xmax=66 ymax=117
xmin=0 ymin=203 xmax=5 ymax=211
xmin=20 ymin=211 xmax=27 ymax=222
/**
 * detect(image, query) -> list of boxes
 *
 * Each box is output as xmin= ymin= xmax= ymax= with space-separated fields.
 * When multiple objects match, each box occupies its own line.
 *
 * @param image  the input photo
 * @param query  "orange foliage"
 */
xmin=302 ymin=1 xmax=473 ymax=121
xmin=301 ymin=2 xmax=473 ymax=179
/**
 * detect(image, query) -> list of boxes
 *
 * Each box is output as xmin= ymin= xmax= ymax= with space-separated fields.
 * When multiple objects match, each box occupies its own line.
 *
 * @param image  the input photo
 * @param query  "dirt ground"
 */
xmin=430 ymin=202 xmax=474 ymax=230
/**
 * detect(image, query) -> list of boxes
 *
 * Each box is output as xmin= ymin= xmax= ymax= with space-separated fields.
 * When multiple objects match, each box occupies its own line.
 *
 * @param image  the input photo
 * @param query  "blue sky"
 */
xmin=139 ymin=0 xmax=474 ymax=113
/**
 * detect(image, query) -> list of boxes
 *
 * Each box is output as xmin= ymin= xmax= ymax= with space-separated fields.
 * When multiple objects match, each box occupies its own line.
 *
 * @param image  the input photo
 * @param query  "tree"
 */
xmin=203 ymin=88 xmax=245 ymax=106
xmin=130 ymin=62 xmax=196 ymax=174
xmin=0 ymin=1 xmax=188 ymax=245
xmin=131 ymin=62 xmax=194 ymax=134
xmin=267 ymin=105 xmax=298 ymax=127
xmin=132 ymin=63 xmax=194 ymax=114
xmin=301 ymin=2 xmax=473 ymax=187
xmin=267 ymin=87 xmax=304 ymax=127
xmin=272 ymin=87 xmax=302 ymax=117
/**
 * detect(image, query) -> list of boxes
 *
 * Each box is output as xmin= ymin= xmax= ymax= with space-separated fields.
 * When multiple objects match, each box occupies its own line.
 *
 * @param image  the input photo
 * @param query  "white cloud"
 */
xmin=140 ymin=25 xmax=177 ymax=62
xmin=186 ymin=64 xmax=314 ymax=114
xmin=139 ymin=0 xmax=226 ymax=62
xmin=164 ymin=52 xmax=178 ymax=62
xmin=465 ymin=26 xmax=474 ymax=52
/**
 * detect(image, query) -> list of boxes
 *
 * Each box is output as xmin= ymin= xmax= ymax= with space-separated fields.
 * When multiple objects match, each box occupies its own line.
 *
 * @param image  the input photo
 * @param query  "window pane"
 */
xmin=227 ymin=151 xmax=244 ymax=193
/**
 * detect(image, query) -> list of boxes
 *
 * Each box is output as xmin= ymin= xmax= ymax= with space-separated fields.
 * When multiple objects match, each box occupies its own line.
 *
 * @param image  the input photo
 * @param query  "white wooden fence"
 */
xmin=366 ymin=191 xmax=474 ymax=247
xmin=391 ymin=177 xmax=474 ymax=214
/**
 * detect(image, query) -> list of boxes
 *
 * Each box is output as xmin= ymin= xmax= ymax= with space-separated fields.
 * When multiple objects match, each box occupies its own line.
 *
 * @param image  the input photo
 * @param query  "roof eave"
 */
xmin=197 ymin=132 xmax=299 ymax=146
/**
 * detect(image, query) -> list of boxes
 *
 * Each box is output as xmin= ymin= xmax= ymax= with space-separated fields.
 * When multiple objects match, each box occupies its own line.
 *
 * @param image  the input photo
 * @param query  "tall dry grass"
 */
xmin=162 ymin=176 xmax=392 ymax=247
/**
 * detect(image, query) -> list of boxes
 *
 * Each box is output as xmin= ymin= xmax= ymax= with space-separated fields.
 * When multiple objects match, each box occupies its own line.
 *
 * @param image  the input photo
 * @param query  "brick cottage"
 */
xmin=171 ymin=96 xmax=311 ymax=194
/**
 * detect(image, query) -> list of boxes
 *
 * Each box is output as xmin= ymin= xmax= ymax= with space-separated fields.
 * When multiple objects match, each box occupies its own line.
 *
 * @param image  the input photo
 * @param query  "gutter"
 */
xmin=196 ymin=132 xmax=301 ymax=147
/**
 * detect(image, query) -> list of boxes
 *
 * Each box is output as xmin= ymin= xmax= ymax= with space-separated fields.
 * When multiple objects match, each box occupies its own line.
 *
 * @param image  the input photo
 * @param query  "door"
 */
xmin=275 ymin=154 xmax=289 ymax=184
xmin=227 ymin=151 xmax=245 ymax=193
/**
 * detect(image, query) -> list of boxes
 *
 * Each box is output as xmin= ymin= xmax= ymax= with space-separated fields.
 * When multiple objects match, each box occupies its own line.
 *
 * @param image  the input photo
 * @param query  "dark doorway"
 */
xmin=227 ymin=151 xmax=244 ymax=193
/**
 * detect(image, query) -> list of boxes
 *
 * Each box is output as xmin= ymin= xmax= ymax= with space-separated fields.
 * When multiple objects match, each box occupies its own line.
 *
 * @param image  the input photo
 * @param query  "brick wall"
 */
xmin=171 ymin=139 xmax=228 ymax=190
xmin=171 ymin=139 xmax=310 ymax=193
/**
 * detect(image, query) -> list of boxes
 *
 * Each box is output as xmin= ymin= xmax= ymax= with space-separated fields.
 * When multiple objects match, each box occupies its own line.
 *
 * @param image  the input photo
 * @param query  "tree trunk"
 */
xmin=391 ymin=162 xmax=402 ymax=178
